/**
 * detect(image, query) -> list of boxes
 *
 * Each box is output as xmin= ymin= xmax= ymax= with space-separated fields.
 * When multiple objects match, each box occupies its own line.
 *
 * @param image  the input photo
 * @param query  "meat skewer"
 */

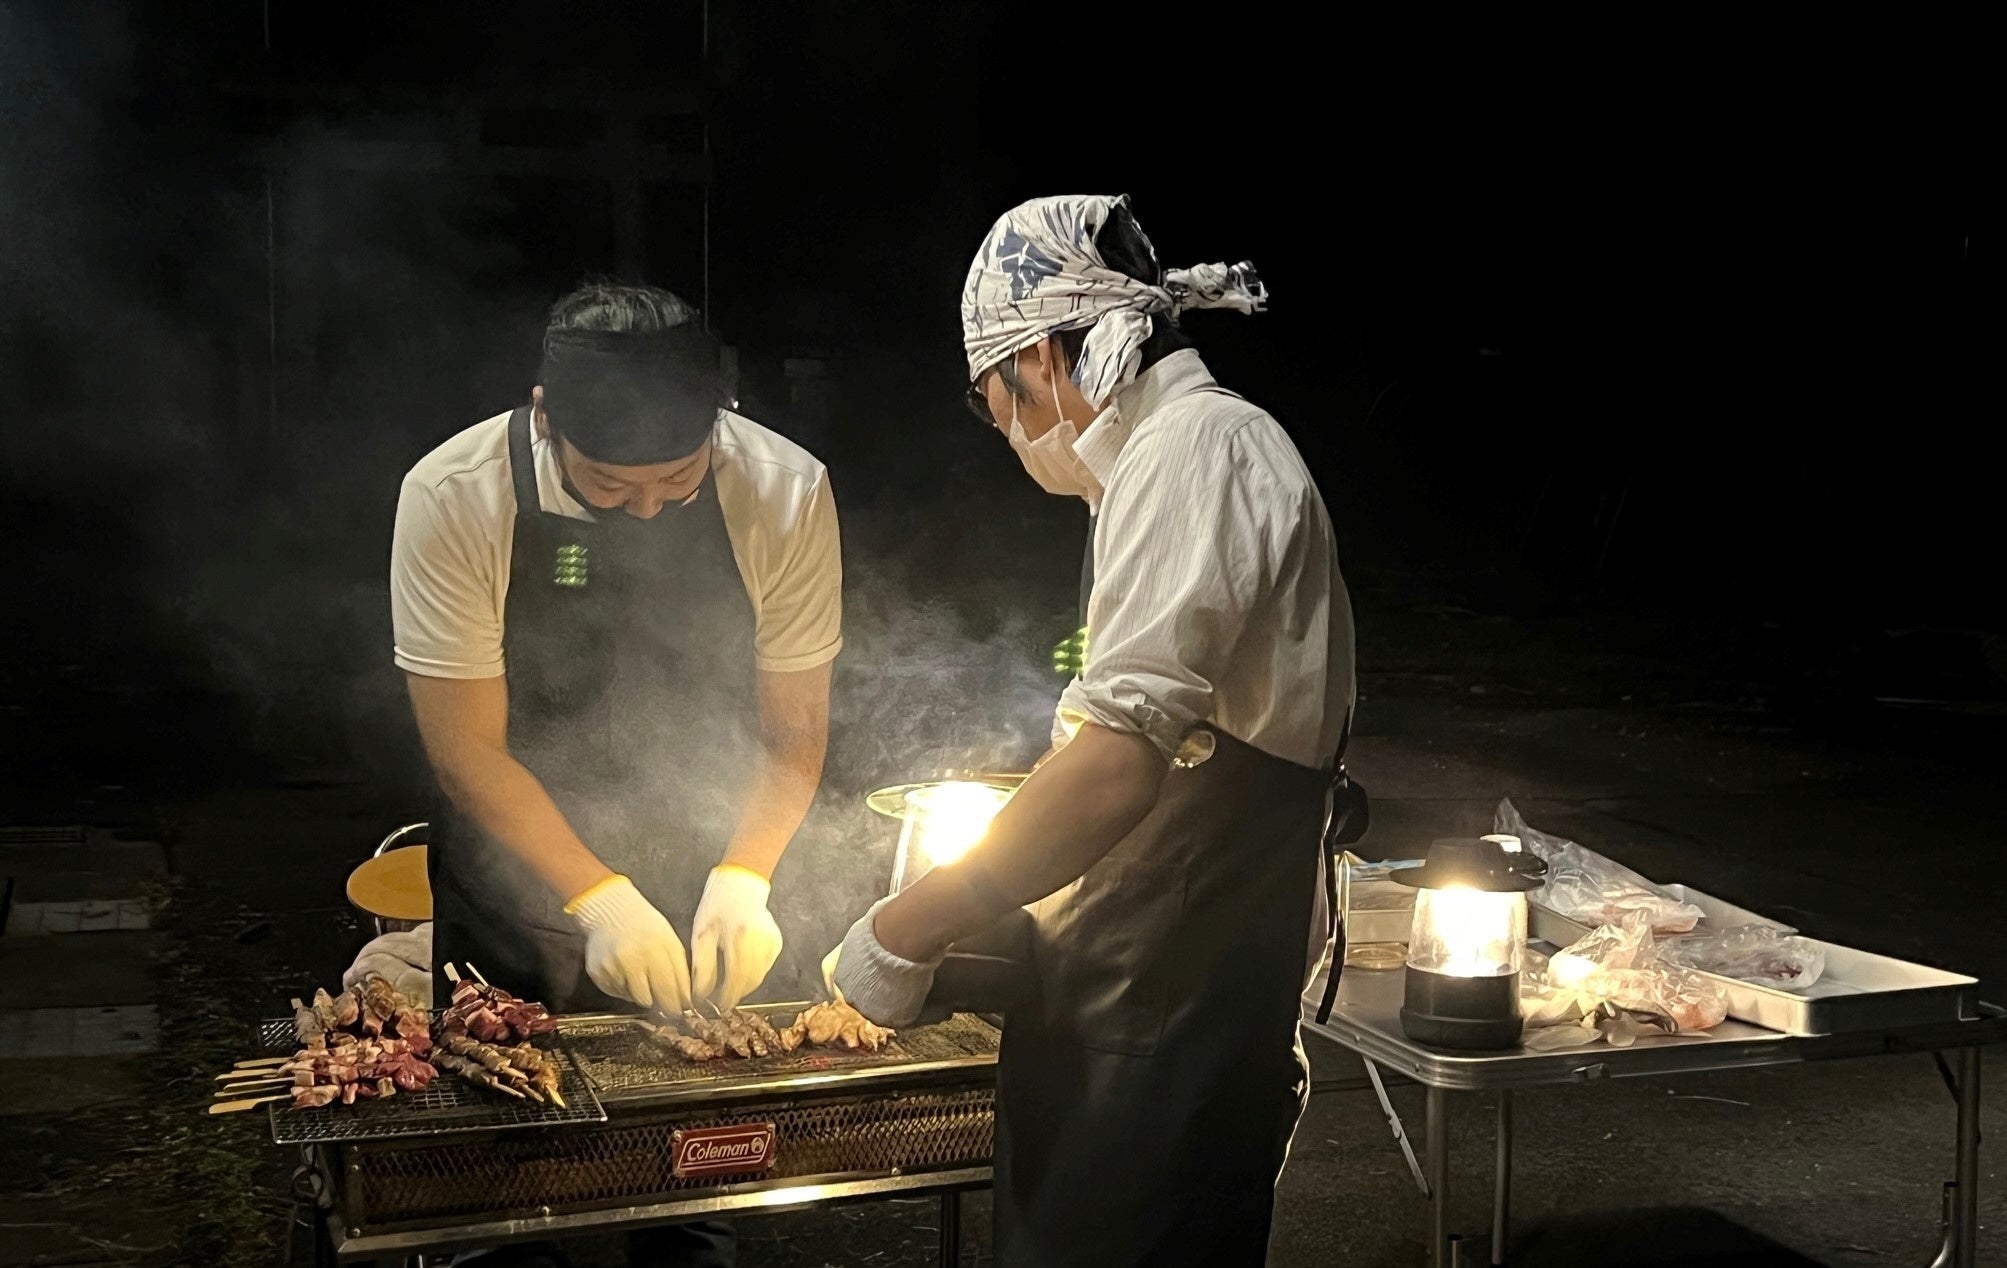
xmin=311 ymin=988 xmax=340 ymax=1030
xmin=648 ymin=1026 xmax=726 ymax=1062
xmin=784 ymin=1001 xmax=895 ymax=1053
xmin=501 ymin=1042 xmax=567 ymax=1107
xmin=291 ymin=997 xmax=325 ymax=1049
xmin=433 ymin=1051 xmax=527 ymax=1098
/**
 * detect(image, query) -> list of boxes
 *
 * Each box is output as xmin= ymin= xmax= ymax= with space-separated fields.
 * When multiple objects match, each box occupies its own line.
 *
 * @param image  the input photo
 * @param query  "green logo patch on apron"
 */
xmin=554 ymin=542 xmax=589 ymax=588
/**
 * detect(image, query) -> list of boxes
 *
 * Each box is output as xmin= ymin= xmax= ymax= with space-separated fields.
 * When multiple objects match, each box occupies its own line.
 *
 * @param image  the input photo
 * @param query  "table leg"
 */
xmin=939 ymin=1190 xmax=961 ymax=1268
xmin=1492 ymin=1090 xmax=1512 ymax=1266
xmin=1428 ymin=1086 xmax=1450 ymax=1268
xmin=1954 ymin=1046 xmax=1979 ymax=1268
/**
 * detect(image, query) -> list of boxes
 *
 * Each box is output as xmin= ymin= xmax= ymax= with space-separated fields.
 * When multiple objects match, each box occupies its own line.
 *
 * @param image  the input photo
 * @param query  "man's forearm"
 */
xmin=433 ymin=745 xmax=613 ymax=903
xmin=875 ymin=724 xmax=1166 ymax=960
xmin=719 ymin=732 xmax=825 ymax=880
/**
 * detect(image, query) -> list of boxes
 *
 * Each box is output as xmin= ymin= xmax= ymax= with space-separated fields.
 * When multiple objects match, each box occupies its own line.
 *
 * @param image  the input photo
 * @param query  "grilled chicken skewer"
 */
xmin=432 ymin=1051 xmax=527 ymax=1098
xmin=501 ymin=1042 xmax=567 ymax=1107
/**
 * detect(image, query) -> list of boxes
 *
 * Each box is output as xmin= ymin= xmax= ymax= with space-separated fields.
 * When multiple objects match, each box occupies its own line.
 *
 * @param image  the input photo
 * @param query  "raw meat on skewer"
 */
xmin=292 ymin=997 xmax=325 ymax=1049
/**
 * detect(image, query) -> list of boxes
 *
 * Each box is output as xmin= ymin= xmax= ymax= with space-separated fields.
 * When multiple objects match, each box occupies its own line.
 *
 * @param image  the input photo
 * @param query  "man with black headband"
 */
xmin=392 ymin=285 xmax=840 ymax=1069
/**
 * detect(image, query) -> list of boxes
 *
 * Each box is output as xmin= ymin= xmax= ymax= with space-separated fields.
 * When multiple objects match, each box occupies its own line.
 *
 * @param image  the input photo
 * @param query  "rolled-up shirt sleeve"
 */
xmin=753 ymin=468 xmax=843 ymax=673
xmin=1056 ymin=423 xmax=1284 ymax=764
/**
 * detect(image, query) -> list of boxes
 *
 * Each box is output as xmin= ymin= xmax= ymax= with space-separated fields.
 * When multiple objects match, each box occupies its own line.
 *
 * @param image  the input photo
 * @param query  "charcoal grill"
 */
xmin=303 ymin=1005 xmax=1001 ymax=1262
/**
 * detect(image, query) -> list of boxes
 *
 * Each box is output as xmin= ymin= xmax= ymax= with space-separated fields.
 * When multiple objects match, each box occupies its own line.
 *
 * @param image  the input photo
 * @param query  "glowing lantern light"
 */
xmin=868 ymin=778 xmax=1016 ymax=896
xmin=1392 ymin=837 xmax=1544 ymax=1050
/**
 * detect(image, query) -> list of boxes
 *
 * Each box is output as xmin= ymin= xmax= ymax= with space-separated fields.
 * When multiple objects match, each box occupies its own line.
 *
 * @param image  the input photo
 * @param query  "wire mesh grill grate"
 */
xmin=257 ymin=1018 xmax=605 ymax=1144
xmin=559 ymin=1010 xmax=1000 ymax=1098
xmin=348 ymin=1086 xmax=997 ymax=1224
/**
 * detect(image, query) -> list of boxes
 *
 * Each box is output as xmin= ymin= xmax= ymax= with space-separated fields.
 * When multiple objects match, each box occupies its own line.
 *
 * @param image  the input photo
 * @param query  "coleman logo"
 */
xmin=670 ymin=1124 xmax=778 ymax=1178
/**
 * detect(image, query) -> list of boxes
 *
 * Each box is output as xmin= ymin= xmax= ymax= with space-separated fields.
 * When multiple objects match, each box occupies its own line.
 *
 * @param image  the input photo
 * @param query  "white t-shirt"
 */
xmin=392 ymin=408 xmax=842 ymax=679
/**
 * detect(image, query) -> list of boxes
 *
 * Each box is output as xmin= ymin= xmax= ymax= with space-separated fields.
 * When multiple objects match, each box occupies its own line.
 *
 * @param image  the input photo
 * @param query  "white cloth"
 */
xmin=690 ymin=866 xmax=784 ymax=1010
xmin=1051 ymin=350 xmax=1354 ymax=771
xmin=831 ymin=898 xmax=942 ymax=1028
xmin=960 ymin=193 xmax=1266 ymax=406
xmin=342 ymin=924 xmax=434 ymax=1008
xmin=392 ymin=408 xmax=842 ymax=679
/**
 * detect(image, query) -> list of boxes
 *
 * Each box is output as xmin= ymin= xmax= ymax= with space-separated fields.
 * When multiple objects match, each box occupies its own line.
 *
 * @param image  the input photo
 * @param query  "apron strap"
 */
xmin=506 ymin=405 xmax=539 ymax=519
xmin=1315 ymin=708 xmax=1368 ymax=1024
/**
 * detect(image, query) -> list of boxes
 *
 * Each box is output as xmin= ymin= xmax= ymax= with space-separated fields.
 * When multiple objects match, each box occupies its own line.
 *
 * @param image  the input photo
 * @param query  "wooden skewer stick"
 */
xmin=234 ymin=1056 xmax=291 ymax=1069
xmin=465 ymin=962 xmax=490 ymax=987
xmin=216 ymin=1081 xmax=289 ymax=1097
xmin=218 ymin=1068 xmax=296 ymax=1083
xmin=443 ymin=963 xmax=461 ymax=984
xmin=210 ymin=1094 xmax=287 ymax=1115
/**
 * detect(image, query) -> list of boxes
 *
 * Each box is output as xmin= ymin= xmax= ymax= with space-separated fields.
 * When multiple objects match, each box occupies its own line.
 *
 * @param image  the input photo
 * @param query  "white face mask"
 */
xmin=1005 ymin=358 xmax=1103 ymax=502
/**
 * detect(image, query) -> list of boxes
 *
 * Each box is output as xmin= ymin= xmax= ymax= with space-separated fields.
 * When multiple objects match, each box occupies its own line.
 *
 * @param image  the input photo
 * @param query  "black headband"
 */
xmin=539 ymin=325 xmax=724 ymax=465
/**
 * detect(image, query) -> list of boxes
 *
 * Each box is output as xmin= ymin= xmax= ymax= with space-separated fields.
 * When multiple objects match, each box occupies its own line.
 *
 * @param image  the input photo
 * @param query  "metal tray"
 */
xmin=256 ymin=1018 xmax=607 ymax=1145
xmin=1530 ymin=885 xmax=1979 ymax=1036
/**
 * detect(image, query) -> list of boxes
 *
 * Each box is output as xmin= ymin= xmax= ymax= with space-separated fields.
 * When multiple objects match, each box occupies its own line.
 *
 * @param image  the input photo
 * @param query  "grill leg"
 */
xmin=939 ymin=1190 xmax=962 ymax=1267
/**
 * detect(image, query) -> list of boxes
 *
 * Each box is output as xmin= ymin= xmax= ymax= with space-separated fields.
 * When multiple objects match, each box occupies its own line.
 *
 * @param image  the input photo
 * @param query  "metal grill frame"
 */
xmin=323 ymin=1059 xmax=1003 ymax=1259
xmin=319 ymin=1054 xmax=999 ymax=1260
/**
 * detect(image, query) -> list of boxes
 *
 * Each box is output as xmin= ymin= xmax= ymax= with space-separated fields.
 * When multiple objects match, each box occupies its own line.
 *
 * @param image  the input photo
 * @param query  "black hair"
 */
xmin=545 ymin=282 xmax=699 ymax=338
xmin=995 ymin=202 xmax=1192 ymax=402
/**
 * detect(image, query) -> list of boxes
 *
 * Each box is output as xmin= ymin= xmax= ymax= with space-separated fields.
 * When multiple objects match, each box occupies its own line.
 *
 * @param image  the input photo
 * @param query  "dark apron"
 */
xmin=991 ymin=505 xmax=1336 ymax=1268
xmin=429 ymin=406 xmax=759 ymax=1011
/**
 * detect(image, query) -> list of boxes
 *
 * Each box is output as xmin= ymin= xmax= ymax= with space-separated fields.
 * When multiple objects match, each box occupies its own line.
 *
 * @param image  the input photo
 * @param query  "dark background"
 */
xmin=0 ymin=3 xmax=1992 ymax=806
xmin=1 ymin=7 xmax=2001 ymax=1264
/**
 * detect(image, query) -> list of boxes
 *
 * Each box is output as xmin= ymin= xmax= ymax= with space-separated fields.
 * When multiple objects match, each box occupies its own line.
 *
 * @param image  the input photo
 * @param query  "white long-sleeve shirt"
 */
xmin=1053 ymin=350 xmax=1354 ymax=771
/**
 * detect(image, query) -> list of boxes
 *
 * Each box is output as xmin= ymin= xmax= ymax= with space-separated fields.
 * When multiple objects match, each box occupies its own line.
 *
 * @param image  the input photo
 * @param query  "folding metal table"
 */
xmin=1305 ymin=966 xmax=2005 ymax=1268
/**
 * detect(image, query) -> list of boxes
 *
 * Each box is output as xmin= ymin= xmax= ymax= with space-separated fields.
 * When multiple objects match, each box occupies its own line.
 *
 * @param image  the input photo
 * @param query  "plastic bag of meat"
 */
xmin=1546 ymin=911 xmax=1728 ymax=1033
xmin=1496 ymin=799 xmax=1704 ymax=934
xmin=1662 ymin=923 xmax=1827 ymax=991
xmin=1519 ymin=946 xmax=1689 ymax=1049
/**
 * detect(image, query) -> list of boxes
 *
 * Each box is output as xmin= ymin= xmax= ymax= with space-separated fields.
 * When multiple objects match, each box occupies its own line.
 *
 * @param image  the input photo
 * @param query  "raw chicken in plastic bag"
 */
xmin=1496 ymin=799 xmax=1704 ymax=934
xmin=1518 ymin=944 xmax=1688 ymax=1050
xmin=1547 ymin=910 xmax=1729 ymax=1032
xmin=1663 ymin=923 xmax=1826 ymax=991
xmin=1518 ymin=912 xmax=1728 ymax=1047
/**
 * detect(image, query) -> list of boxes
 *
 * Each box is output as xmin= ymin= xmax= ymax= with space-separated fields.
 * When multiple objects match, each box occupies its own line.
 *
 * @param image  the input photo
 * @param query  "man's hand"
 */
xmin=566 ymin=876 xmax=693 ymax=1013
xmin=691 ymin=866 xmax=785 ymax=1009
xmin=831 ymin=898 xmax=943 ymax=1028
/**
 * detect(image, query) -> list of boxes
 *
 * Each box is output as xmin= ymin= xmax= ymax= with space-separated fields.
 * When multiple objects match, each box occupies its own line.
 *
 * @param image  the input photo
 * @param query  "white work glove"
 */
xmin=342 ymin=924 xmax=434 ymax=1007
xmin=821 ymin=942 xmax=846 ymax=1004
xmin=831 ymin=897 xmax=943 ymax=1028
xmin=566 ymin=875 xmax=693 ymax=1013
xmin=690 ymin=865 xmax=785 ymax=1010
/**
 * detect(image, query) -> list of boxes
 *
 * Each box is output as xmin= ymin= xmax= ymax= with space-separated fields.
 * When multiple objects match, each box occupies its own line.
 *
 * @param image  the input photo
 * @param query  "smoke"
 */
xmin=3 ymin=2 xmax=1086 ymax=999
xmin=765 ymin=539 xmax=1071 ymax=992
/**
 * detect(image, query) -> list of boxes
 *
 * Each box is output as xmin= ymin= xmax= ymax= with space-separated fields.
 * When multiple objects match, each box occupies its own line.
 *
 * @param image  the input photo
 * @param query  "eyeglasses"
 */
xmin=964 ymin=375 xmax=995 ymax=427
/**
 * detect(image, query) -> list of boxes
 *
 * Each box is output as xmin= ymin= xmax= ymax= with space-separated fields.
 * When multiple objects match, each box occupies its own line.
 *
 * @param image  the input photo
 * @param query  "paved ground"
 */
xmin=2 ymin=595 xmax=2002 ymax=1266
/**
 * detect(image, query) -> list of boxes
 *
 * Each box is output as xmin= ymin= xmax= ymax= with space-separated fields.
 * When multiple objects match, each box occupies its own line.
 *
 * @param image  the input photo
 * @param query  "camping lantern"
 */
xmin=1392 ymin=837 xmax=1543 ymax=1050
xmin=867 ymin=776 xmax=1020 ymax=896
